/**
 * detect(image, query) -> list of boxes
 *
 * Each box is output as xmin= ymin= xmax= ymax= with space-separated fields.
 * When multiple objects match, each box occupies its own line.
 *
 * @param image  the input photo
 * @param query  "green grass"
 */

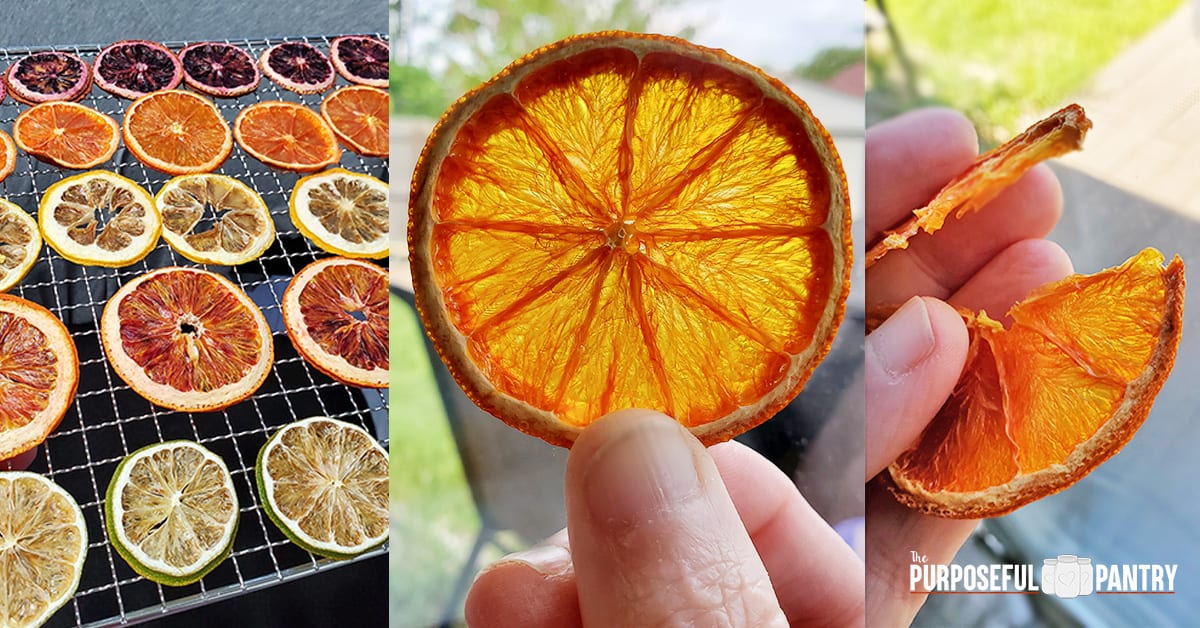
xmin=869 ymin=0 xmax=1183 ymax=143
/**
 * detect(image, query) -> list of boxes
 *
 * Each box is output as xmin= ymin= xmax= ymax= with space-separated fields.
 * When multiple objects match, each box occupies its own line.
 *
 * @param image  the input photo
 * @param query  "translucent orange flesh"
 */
xmin=117 ymin=272 xmax=264 ymax=393
xmin=0 ymin=312 xmax=55 ymax=428
xmin=128 ymin=93 xmax=228 ymax=167
xmin=299 ymin=264 xmax=389 ymax=371
xmin=431 ymin=47 xmax=836 ymax=428
xmin=893 ymin=249 xmax=1175 ymax=492
xmin=16 ymin=104 xmax=114 ymax=164
xmin=239 ymin=104 xmax=335 ymax=165
xmin=324 ymin=88 xmax=388 ymax=155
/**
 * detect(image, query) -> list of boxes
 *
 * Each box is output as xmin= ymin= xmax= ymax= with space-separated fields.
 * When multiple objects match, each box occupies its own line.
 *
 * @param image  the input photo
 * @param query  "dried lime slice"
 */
xmin=256 ymin=416 xmax=388 ymax=559
xmin=289 ymin=168 xmax=388 ymax=259
xmin=105 ymin=440 xmax=239 ymax=586
xmin=156 ymin=174 xmax=274 ymax=265
xmin=0 ymin=199 xmax=41 ymax=292
xmin=0 ymin=472 xmax=86 ymax=627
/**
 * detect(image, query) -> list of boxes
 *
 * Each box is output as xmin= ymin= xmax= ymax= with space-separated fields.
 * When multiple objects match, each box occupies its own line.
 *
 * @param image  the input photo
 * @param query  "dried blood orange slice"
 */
xmin=0 ymin=129 xmax=15 ymax=183
xmin=259 ymin=41 xmax=334 ymax=94
xmin=234 ymin=101 xmax=342 ymax=172
xmin=0 ymin=294 xmax=78 ymax=460
xmin=283 ymin=257 xmax=387 ymax=388
xmin=5 ymin=51 xmax=91 ymax=104
xmin=887 ymin=249 xmax=1184 ymax=518
xmin=13 ymin=101 xmax=120 ymax=170
xmin=179 ymin=42 xmax=260 ymax=98
xmin=38 ymin=171 xmax=160 ymax=267
xmin=0 ymin=199 xmax=41 ymax=292
xmin=256 ymin=416 xmax=388 ymax=559
xmin=101 ymin=267 xmax=272 ymax=412
xmin=329 ymin=35 xmax=389 ymax=88
xmin=156 ymin=174 xmax=274 ymax=265
xmin=290 ymin=169 xmax=387 ymax=258
xmin=410 ymin=32 xmax=851 ymax=446
xmin=321 ymin=85 xmax=388 ymax=157
xmin=93 ymin=40 xmax=184 ymax=99
xmin=123 ymin=90 xmax=233 ymax=175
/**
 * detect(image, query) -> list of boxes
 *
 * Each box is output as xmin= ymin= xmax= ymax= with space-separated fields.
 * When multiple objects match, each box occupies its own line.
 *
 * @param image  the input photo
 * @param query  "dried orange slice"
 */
xmin=0 ymin=294 xmax=79 ymax=460
xmin=38 ymin=170 xmax=160 ymax=268
xmin=320 ymin=85 xmax=388 ymax=157
xmin=0 ymin=200 xmax=41 ymax=292
xmin=100 ymin=267 xmax=273 ymax=412
xmin=233 ymin=101 xmax=341 ymax=172
xmin=283 ymin=257 xmax=387 ymax=388
xmin=123 ymin=90 xmax=233 ymax=175
xmin=155 ymin=174 xmax=274 ymax=265
xmin=0 ymin=129 xmax=16 ymax=183
xmin=888 ymin=248 xmax=1184 ymax=518
xmin=12 ymin=101 xmax=120 ymax=170
xmin=289 ymin=168 xmax=387 ymax=258
xmin=409 ymin=32 xmax=851 ymax=447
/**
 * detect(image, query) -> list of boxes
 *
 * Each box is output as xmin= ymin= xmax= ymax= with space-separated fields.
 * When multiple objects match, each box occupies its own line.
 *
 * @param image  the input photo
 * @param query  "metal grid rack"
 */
xmin=0 ymin=35 xmax=389 ymax=627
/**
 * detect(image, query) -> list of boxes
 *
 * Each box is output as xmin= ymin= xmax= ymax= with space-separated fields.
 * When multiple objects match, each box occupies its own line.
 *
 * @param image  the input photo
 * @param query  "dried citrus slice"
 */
xmin=0 ymin=472 xmax=87 ymax=626
xmin=233 ymin=101 xmax=342 ymax=172
xmin=123 ymin=90 xmax=233 ymax=175
xmin=887 ymin=248 xmax=1184 ymax=518
xmin=94 ymin=40 xmax=184 ymax=99
xmin=105 ymin=440 xmax=238 ymax=586
xmin=5 ymin=51 xmax=91 ymax=104
xmin=0 ymin=129 xmax=15 ymax=183
xmin=289 ymin=168 xmax=387 ymax=258
xmin=38 ymin=170 xmax=160 ymax=267
xmin=259 ymin=41 xmax=335 ymax=94
xmin=155 ymin=174 xmax=274 ymax=265
xmin=13 ymin=101 xmax=120 ymax=170
xmin=409 ymin=32 xmax=850 ymax=446
xmin=0 ymin=200 xmax=41 ymax=292
xmin=179 ymin=42 xmax=261 ymax=98
xmin=256 ymin=416 xmax=388 ymax=559
xmin=100 ymin=267 xmax=273 ymax=412
xmin=0 ymin=295 xmax=78 ymax=461
xmin=282 ymin=257 xmax=387 ymax=388
xmin=321 ymin=85 xmax=388 ymax=157
xmin=329 ymin=36 xmax=389 ymax=88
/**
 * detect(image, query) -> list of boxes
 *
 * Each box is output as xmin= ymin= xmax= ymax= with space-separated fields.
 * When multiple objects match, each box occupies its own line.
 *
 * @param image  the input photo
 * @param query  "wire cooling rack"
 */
xmin=0 ymin=35 xmax=389 ymax=627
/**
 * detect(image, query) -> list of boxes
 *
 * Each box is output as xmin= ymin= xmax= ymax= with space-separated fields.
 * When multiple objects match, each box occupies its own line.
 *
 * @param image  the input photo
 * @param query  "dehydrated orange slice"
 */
xmin=887 ymin=248 xmax=1184 ymax=518
xmin=233 ymin=101 xmax=341 ymax=172
xmin=12 ymin=101 xmax=120 ymax=170
xmin=0 ymin=130 xmax=16 ymax=183
xmin=283 ymin=257 xmax=387 ymax=388
xmin=100 ymin=267 xmax=273 ymax=412
xmin=320 ymin=85 xmax=388 ymax=157
xmin=123 ymin=90 xmax=233 ymax=175
xmin=0 ymin=294 xmax=79 ymax=460
xmin=409 ymin=32 xmax=851 ymax=447
xmin=38 ymin=170 xmax=160 ymax=268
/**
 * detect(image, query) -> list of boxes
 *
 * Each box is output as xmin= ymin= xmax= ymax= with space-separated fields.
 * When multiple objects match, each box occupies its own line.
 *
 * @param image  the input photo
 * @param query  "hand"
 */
xmin=464 ymin=409 xmax=864 ymax=627
xmin=863 ymin=108 xmax=1072 ymax=623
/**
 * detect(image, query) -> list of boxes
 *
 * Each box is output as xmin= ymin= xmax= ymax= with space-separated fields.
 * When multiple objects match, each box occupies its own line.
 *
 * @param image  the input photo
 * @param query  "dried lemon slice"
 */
xmin=156 ymin=174 xmax=274 ymax=265
xmin=0 ymin=199 xmax=41 ymax=292
xmin=0 ymin=472 xmax=87 ymax=627
xmin=105 ymin=440 xmax=239 ymax=586
xmin=38 ymin=170 xmax=161 ymax=267
xmin=289 ymin=168 xmax=387 ymax=259
xmin=256 ymin=416 xmax=389 ymax=559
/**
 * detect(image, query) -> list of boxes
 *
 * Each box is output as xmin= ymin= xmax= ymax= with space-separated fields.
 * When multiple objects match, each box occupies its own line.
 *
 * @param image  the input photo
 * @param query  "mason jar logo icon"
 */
xmin=1043 ymin=555 xmax=1095 ymax=598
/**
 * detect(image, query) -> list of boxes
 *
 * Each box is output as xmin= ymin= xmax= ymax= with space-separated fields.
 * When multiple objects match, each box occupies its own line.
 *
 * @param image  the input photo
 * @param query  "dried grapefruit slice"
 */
xmin=0 ymin=199 xmax=41 ymax=292
xmin=155 ymin=174 xmax=274 ymax=265
xmin=93 ymin=40 xmax=184 ymax=99
xmin=256 ymin=416 xmax=388 ymax=559
xmin=234 ymin=101 xmax=342 ymax=172
xmin=5 ymin=51 xmax=91 ymax=104
xmin=289 ymin=169 xmax=387 ymax=258
xmin=0 ymin=472 xmax=87 ymax=626
xmin=38 ymin=170 xmax=160 ymax=267
xmin=259 ymin=41 xmax=335 ymax=94
xmin=0 ymin=129 xmax=15 ymax=183
xmin=321 ymin=85 xmax=388 ymax=157
xmin=887 ymin=248 xmax=1184 ymax=518
xmin=410 ymin=32 xmax=850 ymax=446
xmin=13 ymin=101 xmax=120 ymax=170
xmin=123 ymin=90 xmax=233 ymax=175
xmin=0 ymin=295 xmax=78 ymax=461
xmin=100 ymin=267 xmax=273 ymax=412
xmin=282 ymin=257 xmax=387 ymax=388
xmin=105 ymin=440 xmax=238 ymax=586
xmin=179 ymin=42 xmax=261 ymax=98
xmin=329 ymin=36 xmax=389 ymax=88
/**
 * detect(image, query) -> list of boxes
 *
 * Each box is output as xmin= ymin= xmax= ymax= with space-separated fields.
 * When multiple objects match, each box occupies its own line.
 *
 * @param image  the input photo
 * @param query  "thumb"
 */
xmin=565 ymin=410 xmax=787 ymax=627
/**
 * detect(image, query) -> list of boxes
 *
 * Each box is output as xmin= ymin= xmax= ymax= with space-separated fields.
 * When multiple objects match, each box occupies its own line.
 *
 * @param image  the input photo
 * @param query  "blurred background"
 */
xmin=869 ymin=0 xmax=1200 ymax=624
xmin=391 ymin=0 xmax=863 ymax=625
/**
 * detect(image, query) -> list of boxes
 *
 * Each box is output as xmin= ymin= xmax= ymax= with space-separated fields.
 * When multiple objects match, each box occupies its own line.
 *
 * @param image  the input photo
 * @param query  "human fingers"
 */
xmin=464 ymin=529 xmax=582 ymax=628
xmin=948 ymin=239 xmax=1074 ymax=323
